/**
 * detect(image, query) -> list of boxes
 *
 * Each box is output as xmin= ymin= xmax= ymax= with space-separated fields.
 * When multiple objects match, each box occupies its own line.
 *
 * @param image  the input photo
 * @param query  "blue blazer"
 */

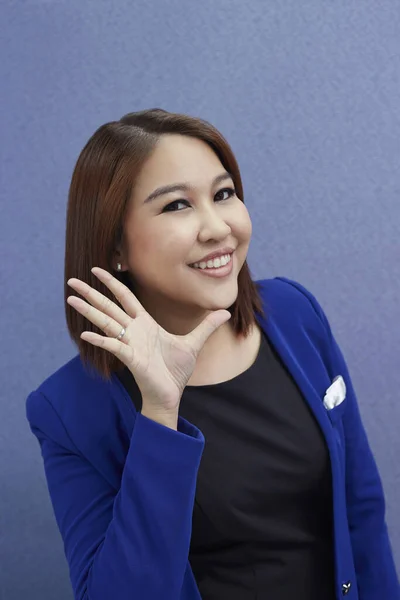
xmin=26 ymin=277 xmax=399 ymax=600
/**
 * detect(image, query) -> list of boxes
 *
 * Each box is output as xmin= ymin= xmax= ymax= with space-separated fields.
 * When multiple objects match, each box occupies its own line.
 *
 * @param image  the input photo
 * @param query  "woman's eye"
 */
xmin=162 ymin=187 xmax=236 ymax=213
xmin=214 ymin=187 xmax=236 ymax=202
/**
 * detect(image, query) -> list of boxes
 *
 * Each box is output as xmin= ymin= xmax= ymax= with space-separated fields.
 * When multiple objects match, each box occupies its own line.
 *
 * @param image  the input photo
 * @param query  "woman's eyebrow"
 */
xmin=143 ymin=172 xmax=233 ymax=204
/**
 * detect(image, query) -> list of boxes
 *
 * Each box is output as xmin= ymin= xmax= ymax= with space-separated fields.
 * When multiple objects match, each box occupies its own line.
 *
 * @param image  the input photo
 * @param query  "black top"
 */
xmin=116 ymin=329 xmax=336 ymax=600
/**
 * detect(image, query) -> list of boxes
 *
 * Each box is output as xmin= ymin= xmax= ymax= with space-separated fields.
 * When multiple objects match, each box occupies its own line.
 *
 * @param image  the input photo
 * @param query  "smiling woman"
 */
xmin=26 ymin=108 xmax=399 ymax=600
xmin=64 ymin=108 xmax=265 ymax=379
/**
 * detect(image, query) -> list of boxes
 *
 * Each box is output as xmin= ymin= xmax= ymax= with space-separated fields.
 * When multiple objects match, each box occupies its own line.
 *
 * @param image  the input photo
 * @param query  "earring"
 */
xmin=117 ymin=263 xmax=122 ymax=271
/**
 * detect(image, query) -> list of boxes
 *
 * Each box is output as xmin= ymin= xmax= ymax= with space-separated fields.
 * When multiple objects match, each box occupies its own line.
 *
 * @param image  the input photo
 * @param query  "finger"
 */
xmin=185 ymin=310 xmax=232 ymax=355
xmin=80 ymin=331 xmax=133 ymax=365
xmin=91 ymin=267 xmax=144 ymax=317
xmin=67 ymin=296 xmax=131 ymax=341
xmin=67 ymin=278 xmax=131 ymax=328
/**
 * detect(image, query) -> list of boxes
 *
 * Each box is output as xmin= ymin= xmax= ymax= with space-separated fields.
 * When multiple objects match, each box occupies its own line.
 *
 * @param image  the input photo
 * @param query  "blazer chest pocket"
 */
xmin=326 ymin=396 xmax=348 ymax=425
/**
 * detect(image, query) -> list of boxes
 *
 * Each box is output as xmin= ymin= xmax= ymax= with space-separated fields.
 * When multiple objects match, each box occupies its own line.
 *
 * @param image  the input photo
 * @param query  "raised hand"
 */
xmin=67 ymin=267 xmax=231 ymax=415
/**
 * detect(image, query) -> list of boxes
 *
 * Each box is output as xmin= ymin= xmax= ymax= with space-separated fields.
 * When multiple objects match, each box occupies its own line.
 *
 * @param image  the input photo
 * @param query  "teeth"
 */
xmin=192 ymin=253 xmax=231 ymax=270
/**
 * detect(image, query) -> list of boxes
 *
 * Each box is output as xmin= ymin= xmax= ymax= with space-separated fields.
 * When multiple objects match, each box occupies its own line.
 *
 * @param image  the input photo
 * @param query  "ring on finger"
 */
xmin=116 ymin=326 xmax=126 ymax=341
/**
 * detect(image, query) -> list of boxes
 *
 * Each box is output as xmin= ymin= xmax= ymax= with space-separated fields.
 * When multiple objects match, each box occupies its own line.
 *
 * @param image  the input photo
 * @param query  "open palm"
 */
xmin=67 ymin=267 xmax=232 ymax=413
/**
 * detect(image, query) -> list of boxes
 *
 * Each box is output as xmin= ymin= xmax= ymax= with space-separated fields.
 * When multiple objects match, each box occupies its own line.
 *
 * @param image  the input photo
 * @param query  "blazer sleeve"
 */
xmin=290 ymin=280 xmax=400 ymax=600
xmin=26 ymin=390 xmax=205 ymax=600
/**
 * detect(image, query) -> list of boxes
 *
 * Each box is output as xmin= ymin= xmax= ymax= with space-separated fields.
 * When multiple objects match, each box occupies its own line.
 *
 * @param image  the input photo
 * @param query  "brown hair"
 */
xmin=65 ymin=108 xmax=266 ymax=380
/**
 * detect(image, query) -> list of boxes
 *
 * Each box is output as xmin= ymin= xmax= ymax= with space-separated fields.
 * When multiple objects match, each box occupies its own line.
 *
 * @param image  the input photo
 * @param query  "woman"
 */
xmin=26 ymin=108 xmax=399 ymax=600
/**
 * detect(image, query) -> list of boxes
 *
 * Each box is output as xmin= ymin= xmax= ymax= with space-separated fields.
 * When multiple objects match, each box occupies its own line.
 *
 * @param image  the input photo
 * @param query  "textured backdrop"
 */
xmin=1 ymin=1 xmax=399 ymax=597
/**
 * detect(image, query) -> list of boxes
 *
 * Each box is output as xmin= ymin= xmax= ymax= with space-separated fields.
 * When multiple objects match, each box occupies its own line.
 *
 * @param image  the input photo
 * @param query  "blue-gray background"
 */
xmin=1 ymin=1 xmax=399 ymax=598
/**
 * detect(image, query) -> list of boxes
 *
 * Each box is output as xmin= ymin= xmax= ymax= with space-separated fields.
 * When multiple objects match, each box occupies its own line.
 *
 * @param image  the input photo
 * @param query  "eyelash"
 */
xmin=162 ymin=187 xmax=236 ymax=213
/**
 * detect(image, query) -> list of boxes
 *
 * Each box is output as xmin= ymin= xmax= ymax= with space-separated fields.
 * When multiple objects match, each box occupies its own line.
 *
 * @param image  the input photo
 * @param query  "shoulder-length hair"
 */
xmin=65 ymin=108 xmax=266 ymax=380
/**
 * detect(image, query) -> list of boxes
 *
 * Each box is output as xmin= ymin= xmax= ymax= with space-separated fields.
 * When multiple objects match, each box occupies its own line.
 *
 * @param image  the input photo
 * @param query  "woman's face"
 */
xmin=116 ymin=134 xmax=252 ymax=336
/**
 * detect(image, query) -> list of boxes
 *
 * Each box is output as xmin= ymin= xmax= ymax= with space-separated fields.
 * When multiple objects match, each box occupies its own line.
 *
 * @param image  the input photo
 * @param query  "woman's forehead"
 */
xmin=134 ymin=135 xmax=224 ymax=195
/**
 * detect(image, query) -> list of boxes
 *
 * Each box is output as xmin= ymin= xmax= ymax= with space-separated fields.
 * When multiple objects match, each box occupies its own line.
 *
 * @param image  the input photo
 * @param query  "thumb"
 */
xmin=186 ymin=310 xmax=232 ymax=355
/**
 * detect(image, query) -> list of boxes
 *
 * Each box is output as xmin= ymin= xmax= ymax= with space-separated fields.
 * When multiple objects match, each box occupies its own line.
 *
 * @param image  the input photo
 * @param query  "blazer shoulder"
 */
xmin=256 ymin=276 xmax=336 ymax=383
xmin=256 ymin=276 xmax=327 ymax=328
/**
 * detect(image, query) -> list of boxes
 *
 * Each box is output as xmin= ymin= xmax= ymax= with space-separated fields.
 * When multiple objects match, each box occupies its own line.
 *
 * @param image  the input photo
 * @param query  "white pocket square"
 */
xmin=323 ymin=375 xmax=346 ymax=410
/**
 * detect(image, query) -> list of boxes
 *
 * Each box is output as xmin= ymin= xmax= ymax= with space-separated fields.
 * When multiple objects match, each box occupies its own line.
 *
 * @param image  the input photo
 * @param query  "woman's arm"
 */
xmin=26 ymin=390 xmax=204 ymax=600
